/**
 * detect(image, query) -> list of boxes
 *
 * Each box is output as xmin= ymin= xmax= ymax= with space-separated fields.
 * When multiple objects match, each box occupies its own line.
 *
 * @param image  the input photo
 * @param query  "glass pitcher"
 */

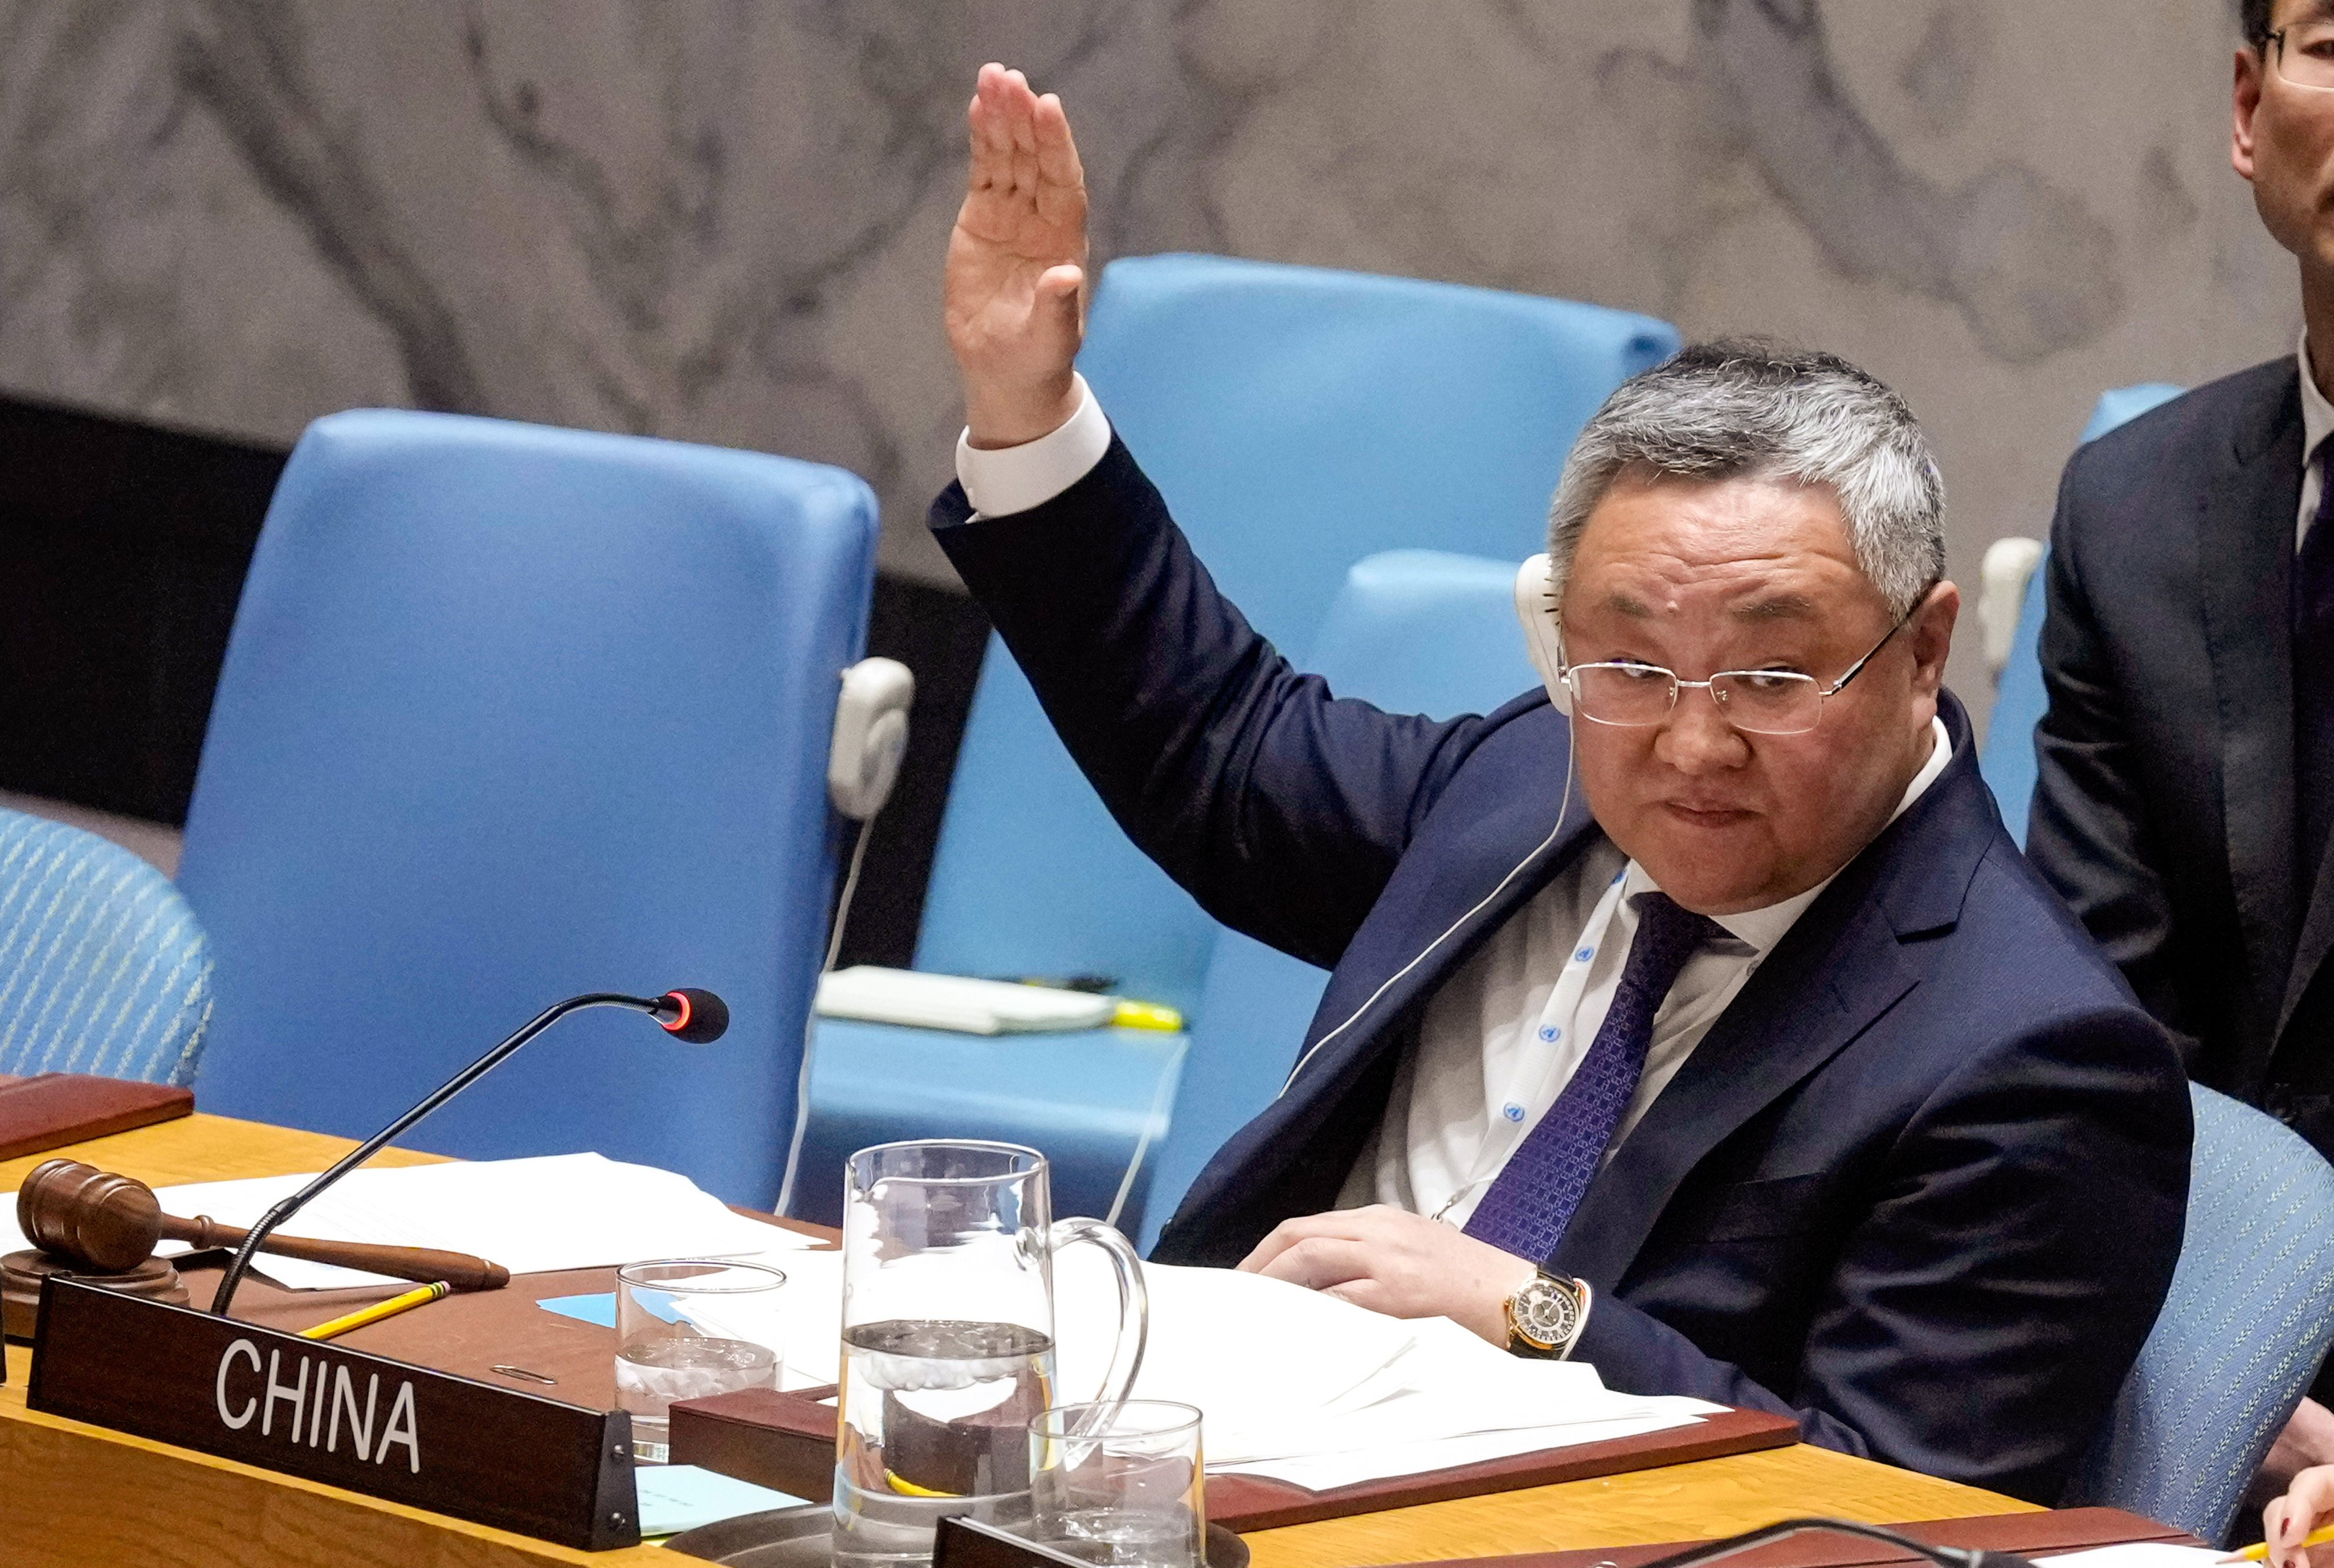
xmin=833 ymin=1140 xmax=1148 ymax=1568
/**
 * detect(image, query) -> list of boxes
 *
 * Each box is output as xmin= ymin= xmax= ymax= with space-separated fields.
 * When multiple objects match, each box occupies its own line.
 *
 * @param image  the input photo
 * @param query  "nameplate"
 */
xmin=28 ymin=1277 xmax=641 ymax=1550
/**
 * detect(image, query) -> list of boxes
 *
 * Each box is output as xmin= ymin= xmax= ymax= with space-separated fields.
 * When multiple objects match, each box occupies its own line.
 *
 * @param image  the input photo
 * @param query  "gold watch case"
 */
xmin=1507 ymin=1271 xmax=1585 ymax=1353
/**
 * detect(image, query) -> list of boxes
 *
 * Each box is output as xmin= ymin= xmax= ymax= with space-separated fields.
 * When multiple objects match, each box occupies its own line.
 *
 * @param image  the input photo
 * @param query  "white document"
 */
xmin=1074 ymin=1253 xmax=1717 ymax=1488
xmin=0 ymin=1152 xmax=813 ymax=1290
xmin=2037 ymin=1549 xmax=2231 ymax=1568
xmin=813 ymin=967 xmax=1116 ymax=1034
xmin=671 ymin=1241 xmax=1722 ymax=1493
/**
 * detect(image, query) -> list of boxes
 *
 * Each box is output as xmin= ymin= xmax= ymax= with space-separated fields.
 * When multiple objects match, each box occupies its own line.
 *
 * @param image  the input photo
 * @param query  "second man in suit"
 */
xmin=2026 ymin=0 xmax=2334 ymax=1499
xmin=941 ymin=65 xmax=2189 ymax=1503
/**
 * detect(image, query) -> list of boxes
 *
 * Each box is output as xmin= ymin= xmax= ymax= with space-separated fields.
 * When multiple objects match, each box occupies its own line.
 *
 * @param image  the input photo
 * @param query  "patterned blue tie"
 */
xmin=1463 ymin=891 xmax=1725 ymax=1263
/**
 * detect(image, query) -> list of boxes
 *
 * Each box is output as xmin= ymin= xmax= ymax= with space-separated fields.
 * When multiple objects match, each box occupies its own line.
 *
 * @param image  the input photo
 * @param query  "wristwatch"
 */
xmin=1504 ymin=1268 xmax=1593 ymax=1359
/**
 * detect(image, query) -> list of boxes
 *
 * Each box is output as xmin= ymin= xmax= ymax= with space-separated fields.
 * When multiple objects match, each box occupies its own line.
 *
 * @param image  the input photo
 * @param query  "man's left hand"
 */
xmin=1235 ymin=1205 xmax=1538 ymax=1348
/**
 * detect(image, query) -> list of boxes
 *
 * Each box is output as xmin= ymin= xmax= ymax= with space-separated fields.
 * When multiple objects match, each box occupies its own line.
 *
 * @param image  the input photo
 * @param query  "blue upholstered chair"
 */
xmin=2068 ymin=1084 xmax=2334 ymax=1543
xmin=1981 ymin=383 xmax=2184 ymax=843
xmin=179 ymin=410 xmax=877 ymax=1206
xmin=0 ymin=807 xmax=213 ymax=1085
xmin=798 ymin=254 xmax=1676 ymax=1224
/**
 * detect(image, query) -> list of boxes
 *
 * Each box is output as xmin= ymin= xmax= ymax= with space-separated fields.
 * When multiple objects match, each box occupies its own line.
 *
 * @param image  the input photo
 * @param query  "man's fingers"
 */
xmin=1255 ymin=1236 xmax=1377 ymax=1292
xmin=1034 ymin=93 xmax=1086 ymax=187
xmin=1236 ymin=1211 xmax=1362 ymax=1273
xmin=1004 ymin=70 xmax=1038 ymax=149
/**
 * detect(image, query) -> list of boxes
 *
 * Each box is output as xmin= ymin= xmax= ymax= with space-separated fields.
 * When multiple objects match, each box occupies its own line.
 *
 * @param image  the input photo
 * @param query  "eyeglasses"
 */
xmin=1561 ymin=596 xmax=1926 ymax=737
xmin=2261 ymin=21 xmax=2334 ymax=92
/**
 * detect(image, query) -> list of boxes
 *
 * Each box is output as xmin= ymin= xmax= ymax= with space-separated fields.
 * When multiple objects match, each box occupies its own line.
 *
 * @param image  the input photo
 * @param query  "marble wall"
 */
xmin=0 ymin=0 xmax=2299 ymax=711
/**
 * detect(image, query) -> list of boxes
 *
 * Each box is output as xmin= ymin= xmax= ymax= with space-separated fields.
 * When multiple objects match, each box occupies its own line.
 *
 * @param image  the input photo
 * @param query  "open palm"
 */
xmin=946 ymin=64 xmax=1089 ymax=446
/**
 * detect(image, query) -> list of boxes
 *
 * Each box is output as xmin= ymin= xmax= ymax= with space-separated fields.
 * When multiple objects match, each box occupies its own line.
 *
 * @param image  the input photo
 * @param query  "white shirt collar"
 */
xmin=2300 ymin=328 xmax=2334 ymax=469
xmin=1619 ymin=714 xmax=1954 ymax=956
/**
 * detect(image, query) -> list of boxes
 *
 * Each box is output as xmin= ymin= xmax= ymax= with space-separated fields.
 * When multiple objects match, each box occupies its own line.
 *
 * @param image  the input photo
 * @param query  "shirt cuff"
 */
xmin=954 ymin=374 xmax=1112 ymax=519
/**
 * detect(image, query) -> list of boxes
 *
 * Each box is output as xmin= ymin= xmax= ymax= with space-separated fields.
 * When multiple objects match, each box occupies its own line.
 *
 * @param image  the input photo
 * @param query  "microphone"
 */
xmin=209 ymin=987 xmax=728 ymax=1317
xmin=1634 ymin=1519 xmax=2036 ymax=1568
xmin=651 ymin=987 xmax=729 ymax=1044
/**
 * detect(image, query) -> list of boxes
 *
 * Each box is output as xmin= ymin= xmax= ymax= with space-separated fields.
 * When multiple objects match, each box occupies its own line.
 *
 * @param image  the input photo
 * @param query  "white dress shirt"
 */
xmin=954 ymin=381 xmax=1954 ymax=1227
xmin=2299 ymin=331 xmax=2333 ymax=549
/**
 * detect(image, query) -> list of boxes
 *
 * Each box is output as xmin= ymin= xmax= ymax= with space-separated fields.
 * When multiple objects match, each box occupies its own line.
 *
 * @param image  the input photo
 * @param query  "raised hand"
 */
xmin=946 ymin=64 xmax=1090 ymax=448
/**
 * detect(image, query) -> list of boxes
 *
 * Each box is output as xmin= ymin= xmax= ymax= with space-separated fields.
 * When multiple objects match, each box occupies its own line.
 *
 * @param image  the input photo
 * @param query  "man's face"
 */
xmin=1560 ymin=471 xmax=1957 ymax=916
xmin=2236 ymin=2 xmax=2334 ymax=271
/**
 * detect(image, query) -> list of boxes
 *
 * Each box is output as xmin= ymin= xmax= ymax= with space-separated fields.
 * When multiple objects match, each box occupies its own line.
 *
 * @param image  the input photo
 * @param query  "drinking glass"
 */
xmin=1029 ymin=1401 xmax=1205 ymax=1568
xmin=833 ymin=1140 xmax=1148 ymax=1568
xmin=613 ymin=1258 xmax=786 ymax=1463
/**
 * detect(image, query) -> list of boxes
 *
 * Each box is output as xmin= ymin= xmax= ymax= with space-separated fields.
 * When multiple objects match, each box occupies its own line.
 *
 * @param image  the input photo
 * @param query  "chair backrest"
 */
xmin=917 ymin=255 xmax=1678 ymax=1012
xmin=0 ymin=807 xmax=212 ymax=1085
xmin=1137 ymin=550 xmax=1544 ymax=1250
xmin=1981 ymin=382 xmax=2184 ymax=843
xmin=179 ymin=410 xmax=876 ymax=1204
xmin=2067 ymin=1083 xmax=2334 ymax=1542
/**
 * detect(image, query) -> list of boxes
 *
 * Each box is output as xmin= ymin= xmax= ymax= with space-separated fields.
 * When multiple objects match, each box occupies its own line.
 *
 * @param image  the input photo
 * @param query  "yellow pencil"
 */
xmin=299 ymin=1281 xmax=450 ymax=1342
xmin=2228 ymin=1522 xmax=2334 ymax=1561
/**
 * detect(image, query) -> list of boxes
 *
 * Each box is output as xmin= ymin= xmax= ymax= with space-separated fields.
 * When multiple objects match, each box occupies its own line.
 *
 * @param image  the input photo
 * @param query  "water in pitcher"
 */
xmin=831 ymin=1318 xmax=1056 ymax=1568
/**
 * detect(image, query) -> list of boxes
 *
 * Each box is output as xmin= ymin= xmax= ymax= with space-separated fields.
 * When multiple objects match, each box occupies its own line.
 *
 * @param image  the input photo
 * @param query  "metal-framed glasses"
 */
xmin=2262 ymin=21 xmax=2334 ymax=92
xmin=1562 ymin=595 xmax=1927 ymax=737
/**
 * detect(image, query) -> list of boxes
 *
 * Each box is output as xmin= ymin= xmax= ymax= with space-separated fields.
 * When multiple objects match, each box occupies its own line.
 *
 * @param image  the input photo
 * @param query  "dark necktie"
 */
xmin=2294 ymin=445 xmax=2334 ymax=896
xmin=1463 ymin=891 xmax=1725 ymax=1263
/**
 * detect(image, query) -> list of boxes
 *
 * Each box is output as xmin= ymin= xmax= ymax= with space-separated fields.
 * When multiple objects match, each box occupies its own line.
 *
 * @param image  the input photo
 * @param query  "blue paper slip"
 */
xmin=540 ymin=1288 xmax=693 ymax=1327
xmin=537 ymin=1292 xmax=617 ymax=1328
xmin=635 ymin=1463 xmax=808 ymax=1537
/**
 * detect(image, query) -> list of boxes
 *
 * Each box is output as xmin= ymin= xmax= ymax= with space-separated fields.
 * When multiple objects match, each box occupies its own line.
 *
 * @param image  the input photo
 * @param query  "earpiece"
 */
xmin=828 ymin=658 xmax=915 ymax=821
xmin=1513 ymin=553 xmax=1570 ymax=714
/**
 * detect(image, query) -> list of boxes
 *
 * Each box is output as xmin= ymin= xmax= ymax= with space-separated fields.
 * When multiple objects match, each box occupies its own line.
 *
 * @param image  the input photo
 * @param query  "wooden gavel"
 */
xmin=17 ymin=1159 xmax=509 ymax=1292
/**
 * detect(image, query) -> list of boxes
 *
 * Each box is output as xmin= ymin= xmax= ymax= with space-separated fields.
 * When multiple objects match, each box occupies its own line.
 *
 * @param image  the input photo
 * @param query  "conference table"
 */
xmin=0 ymin=1114 xmax=2033 ymax=1568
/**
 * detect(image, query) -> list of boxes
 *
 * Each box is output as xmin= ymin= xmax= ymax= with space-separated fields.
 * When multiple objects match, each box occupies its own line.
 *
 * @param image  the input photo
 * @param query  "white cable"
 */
xmin=775 ymin=814 xmax=875 ymax=1217
xmin=1104 ymin=1029 xmax=1190 ymax=1235
xmin=1278 ymin=721 xmax=1578 ymax=1097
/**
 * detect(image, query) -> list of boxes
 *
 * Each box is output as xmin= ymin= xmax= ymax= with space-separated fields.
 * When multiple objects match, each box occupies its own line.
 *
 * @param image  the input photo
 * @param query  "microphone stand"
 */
xmin=1634 ymin=1518 xmax=2038 ymax=1568
xmin=209 ymin=991 xmax=699 ymax=1316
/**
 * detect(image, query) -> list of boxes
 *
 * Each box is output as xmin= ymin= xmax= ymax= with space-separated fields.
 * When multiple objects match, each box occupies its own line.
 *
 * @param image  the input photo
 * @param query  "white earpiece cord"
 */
xmin=1278 ymin=721 xmax=1577 ymax=1097
xmin=774 ymin=812 xmax=875 ymax=1216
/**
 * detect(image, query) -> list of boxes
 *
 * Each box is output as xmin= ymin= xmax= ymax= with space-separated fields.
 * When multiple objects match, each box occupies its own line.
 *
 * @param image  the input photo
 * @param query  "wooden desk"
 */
xmin=0 ymin=1114 xmax=2032 ymax=1568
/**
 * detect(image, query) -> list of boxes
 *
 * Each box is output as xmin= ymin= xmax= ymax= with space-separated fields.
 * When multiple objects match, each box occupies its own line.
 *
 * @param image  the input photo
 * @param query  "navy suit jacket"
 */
xmin=933 ymin=438 xmax=2190 ymax=1503
xmin=2027 ymin=360 xmax=2333 ymax=1122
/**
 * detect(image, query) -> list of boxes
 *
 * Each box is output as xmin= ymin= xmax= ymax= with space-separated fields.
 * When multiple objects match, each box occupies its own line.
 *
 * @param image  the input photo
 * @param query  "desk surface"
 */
xmin=0 ymin=1113 xmax=2032 ymax=1568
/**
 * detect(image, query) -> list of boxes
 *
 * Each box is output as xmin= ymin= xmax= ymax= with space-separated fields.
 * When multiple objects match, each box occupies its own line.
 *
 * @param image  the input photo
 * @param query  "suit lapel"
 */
xmin=1552 ymin=704 xmax=1990 ymax=1289
xmin=2197 ymin=371 xmax=2304 ymax=1081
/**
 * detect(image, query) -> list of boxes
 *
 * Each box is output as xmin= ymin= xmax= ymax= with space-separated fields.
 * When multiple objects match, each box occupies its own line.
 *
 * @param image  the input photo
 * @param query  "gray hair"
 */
xmin=1546 ymin=340 xmax=1945 ymax=619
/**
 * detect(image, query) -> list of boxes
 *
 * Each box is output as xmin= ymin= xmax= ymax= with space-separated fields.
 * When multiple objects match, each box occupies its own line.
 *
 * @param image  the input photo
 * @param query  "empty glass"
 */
xmin=1029 ymin=1401 xmax=1205 ymax=1568
xmin=613 ymin=1259 xmax=786 ymax=1463
xmin=833 ymin=1140 xmax=1148 ymax=1568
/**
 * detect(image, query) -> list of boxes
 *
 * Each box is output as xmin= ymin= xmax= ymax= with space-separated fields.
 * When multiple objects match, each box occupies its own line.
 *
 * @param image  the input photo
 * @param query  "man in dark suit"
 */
xmin=2026 ymin=0 xmax=2334 ymax=1488
xmin=2032 ymin=0 xmax=2334 ymax=1149
xmin=941 ymin=66 xmax=2188 ymax=1502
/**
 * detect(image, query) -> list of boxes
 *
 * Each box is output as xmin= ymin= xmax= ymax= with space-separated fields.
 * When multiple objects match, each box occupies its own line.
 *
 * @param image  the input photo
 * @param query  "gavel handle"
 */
xmin=163 ymin=1214 xmax=509 ymax=1293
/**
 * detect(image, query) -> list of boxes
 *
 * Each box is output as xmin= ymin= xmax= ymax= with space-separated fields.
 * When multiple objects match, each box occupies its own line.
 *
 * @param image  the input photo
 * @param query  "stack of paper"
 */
xmin=1054 ymin=1255 xmax=1720 ymax=1490
xmin=0 ymin=1152 xmax=814 ymax=1290
xmin=683 ymin=1248 xmax=1719 ymax=1492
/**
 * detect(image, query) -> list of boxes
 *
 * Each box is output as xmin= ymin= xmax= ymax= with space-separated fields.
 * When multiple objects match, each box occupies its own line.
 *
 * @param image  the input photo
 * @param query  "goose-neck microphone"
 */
xmin=209 ymin=987 xmax=728 ymax=1316
xmin=1635 ymin=1518 xmax=2037 ymax=1568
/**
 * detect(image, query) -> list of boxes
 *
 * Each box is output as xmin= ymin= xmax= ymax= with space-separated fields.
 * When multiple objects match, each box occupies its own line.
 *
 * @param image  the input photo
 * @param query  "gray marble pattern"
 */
xmin=0 ymin=0 xmax=2302 ymax=709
